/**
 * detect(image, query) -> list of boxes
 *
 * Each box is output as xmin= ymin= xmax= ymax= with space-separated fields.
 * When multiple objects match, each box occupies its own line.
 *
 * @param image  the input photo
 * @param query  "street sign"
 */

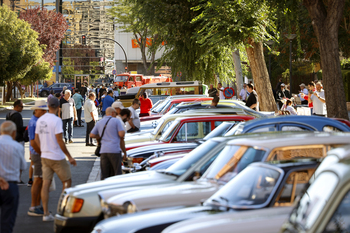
xmin=112 ymin=70 xmax=117 ymax=75
xmin=223 ymin=87 xmax=235 ymax=99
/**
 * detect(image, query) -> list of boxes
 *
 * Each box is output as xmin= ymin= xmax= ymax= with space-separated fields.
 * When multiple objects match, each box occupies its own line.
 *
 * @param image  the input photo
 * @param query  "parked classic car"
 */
xmin=92 ymin=160 xmax=320 ymax=233
xmin=100 ymin=132 xmax=350 ymax=220
xmin=281 ymin=145 xmax=350 ymax=233
xmin=125 ymin=115 xmax=254 ymax=152
xmin=54 ymin=136 xmax=235 ymax=233
xmin=161 ymin=145 xmax=350 ymax=233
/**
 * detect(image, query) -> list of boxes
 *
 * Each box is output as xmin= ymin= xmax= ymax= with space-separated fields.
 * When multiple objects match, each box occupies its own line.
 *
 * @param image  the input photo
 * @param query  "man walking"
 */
xmin=276 ymin=83 xmax=291 ymax=109
xmin=84 ymin=92 xmax=98 ymax=146
xmin=79 ymin=83 xmax=88 ymax=101
xmin=246 ymin=83 xmax=259 ymax=111
xmin=72 ymin=89 xmax=84 ymax=127
xmin=217 ymin=83 xmax=225 ymax=100
xmin=239 ymin=83 xmax=247 ymax=102
xmin=101 ymin=90 xmax=114 ymax=117
xmin=6 ymin=100 xmax=26 ymax=184
xmin=27 ymin=101 xmax=48 ymax=217
xmin=35 ymin=97 xmax=77 ymax=221
xmin=59 ymin=90 xmax=77 ymax=143
xmin=208 ymin=84 xmax=218 ymax=97
xmin=90 ymin=107 xmax=125 ymax=179
xmin=0 ymin=121 xmax=27 ymax=232
xmin=308 ymin=82 xmax=327 ymax=116
xmin=116 ymin=108 xmax=131 ymax=160
xmin=126 ymin=99 xmax=141 ymax=133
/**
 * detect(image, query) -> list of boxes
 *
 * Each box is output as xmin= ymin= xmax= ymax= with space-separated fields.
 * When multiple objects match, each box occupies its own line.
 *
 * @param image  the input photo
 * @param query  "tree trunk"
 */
xmin=245 ymin=39 xmax=277 ymax=112
xmin=232 ymin=49 xmax=244 ymax=99
xmin=5 ymin=81 xmax=13 ymax=102
xmin=303 ymin=0 xmax=348 ymax=119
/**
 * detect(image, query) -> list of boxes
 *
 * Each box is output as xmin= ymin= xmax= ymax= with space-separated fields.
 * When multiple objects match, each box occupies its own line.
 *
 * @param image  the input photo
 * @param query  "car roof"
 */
xmin=170 ymin=97 xmax=212 ymax=103
xmin=140 ymin=81 xmax=202 ymax=88
xmin=226 ymin=132 xmax=350 ymax=149
xmin=159 ymin=112 xmax=220 ymax=121
xmin=241 ymin=115 xmax=350 ymax=131
xmin=175 ymin=115 xmax=254 ymax=122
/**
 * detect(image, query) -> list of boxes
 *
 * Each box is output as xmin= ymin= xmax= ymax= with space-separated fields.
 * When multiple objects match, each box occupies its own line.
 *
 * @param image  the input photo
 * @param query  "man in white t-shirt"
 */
xmin=35 ymin=97 xmax=77 ymax=222
xmin=309 ymin=82 xmax=327 ymax=116
xmin=218 ymin=83 xmax=225 ymax=100
xmin=126 ymin=99 xmax=141 ymax=133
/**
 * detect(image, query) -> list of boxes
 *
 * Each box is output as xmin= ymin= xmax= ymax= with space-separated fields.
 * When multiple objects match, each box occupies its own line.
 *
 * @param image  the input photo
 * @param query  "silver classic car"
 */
xmin=100 ymin=132 xmax=350 ymax=219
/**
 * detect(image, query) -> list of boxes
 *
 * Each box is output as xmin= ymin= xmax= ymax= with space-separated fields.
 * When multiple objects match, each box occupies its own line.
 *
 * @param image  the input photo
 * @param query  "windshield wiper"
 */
xmin=159 ymin=171 xmax=179 ymax=177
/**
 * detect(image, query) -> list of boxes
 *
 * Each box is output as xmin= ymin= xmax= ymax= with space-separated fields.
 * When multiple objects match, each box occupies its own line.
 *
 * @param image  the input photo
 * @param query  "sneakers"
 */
xmin=18 ymin=181 xmax=26 ymax=185
xmin=27 ymin=179 xmax=33 ymax=187
xmin=43 ymin=213 xmax=55 ymax=221
xmin=28 ymin=207 xmax=44 ymax=216
xmin=69 ymin=140 xmax=74 ymax=143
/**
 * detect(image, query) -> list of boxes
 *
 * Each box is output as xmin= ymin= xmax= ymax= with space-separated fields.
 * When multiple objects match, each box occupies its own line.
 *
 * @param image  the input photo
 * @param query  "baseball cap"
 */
xmin=299 ymin=83 xmax=306 ymax=87
xmin=281 ymin=83 xmax=285 ymax=86
xmin=112 ymin=101 xmax=124 ymax=109
xmin=48 ymin=97 xmax=59 ymax=108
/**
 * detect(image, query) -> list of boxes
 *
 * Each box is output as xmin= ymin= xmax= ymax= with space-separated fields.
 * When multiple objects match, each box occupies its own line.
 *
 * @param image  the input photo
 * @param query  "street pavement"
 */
xmin=0 ymin=101 xmax=96 ymax=233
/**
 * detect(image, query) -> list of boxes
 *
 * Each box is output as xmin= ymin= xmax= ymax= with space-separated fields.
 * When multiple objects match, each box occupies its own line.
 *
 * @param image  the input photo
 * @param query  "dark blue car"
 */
xmin=39 ymin=83 xmax=74 ymax=97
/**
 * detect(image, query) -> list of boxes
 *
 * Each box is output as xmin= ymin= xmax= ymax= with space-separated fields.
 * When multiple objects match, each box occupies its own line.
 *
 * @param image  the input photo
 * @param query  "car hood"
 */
xmin=163 ymin=206 xmax=293 ymax=233
xmin=126 ymin=140 xmax=164 ymax=150
xmin=125 ymin=129 xmax=153 ymax=137
xmin=92 ymin=206 xmax=215 ymax=233
xmin=66 ymin=171 xmax=175 ymax=195
xmin=106 ymin=181 xmax=219 ymax=211
xmin=125 ymin=132 xmax=154 ymax=144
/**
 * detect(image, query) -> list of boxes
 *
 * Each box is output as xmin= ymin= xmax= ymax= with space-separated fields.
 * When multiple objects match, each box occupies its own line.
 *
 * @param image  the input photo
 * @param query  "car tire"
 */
xmin=41 ymin=91 xmax=48 ymax=97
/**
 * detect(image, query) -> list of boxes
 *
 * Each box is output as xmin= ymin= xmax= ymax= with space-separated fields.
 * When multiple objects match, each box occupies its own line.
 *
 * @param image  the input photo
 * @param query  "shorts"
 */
xmin=31 ymin=153 xmax=42 ymax=177
xmin=41 ymin=158 xmax=72 ymax=182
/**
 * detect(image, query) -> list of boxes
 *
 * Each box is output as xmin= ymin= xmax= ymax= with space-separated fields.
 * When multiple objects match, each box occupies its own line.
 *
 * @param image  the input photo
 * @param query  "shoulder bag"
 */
xmin=95 ymin=117 xmax=112 ymax=157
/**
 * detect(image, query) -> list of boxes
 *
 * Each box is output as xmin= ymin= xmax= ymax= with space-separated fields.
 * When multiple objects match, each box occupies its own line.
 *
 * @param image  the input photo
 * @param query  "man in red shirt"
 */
xmin=139 ymin=93 xmax=153 ymax=117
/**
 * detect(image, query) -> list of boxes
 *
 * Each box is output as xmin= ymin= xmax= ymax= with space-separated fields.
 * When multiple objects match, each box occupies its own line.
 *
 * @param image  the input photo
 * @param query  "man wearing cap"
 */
xmin=298 ymin=83 xmax=308 ymax=105
xmin=35 ymin=97 xmax=77 ymax=221
xmin=27 ymin=100 xmax=48 ymax=217
xmin=84 ymin=92 xmax=98 ymax=146
xmin=276 ymin=83 xmax=291 ymax=109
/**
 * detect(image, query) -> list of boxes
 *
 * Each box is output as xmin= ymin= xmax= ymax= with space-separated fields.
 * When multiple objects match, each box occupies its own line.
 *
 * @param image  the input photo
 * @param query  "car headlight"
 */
xmin=124 ymin=201 xmax=137 ymax=214
xmin=65 ymin=197 xmax=84 ymax=213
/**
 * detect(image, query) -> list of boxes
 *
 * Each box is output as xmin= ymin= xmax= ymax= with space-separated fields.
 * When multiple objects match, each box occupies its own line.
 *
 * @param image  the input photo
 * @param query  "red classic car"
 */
xmin=126 ymin=115 xmax=255 ymax=163
xmin=140 ymin=97 xmax=212 ymax=122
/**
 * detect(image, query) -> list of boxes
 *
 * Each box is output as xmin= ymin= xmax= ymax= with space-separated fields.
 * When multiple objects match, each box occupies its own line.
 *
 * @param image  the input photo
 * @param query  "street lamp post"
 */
xmin=284 ymin=34 xmax=297 ymax=94
xmin=266 ymin=40 xmax=274 ymax=80
xmin=96 ymin=37 xmax=128 ymax=72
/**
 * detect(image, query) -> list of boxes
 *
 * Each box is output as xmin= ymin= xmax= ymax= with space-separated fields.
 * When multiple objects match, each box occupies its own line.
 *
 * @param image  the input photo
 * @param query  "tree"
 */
xmin=0 ymin=6 xmax=43 ymax=101
xmin=19 ymin=7 xmax=69 ymax=67
xmin=134 ymin=0 xmax=235 ymax=83
xmin=21 ymin=61 xmax=52 ymax=97
xmin=192 ymin=0 xmax=278 ymax=111
xmin=108 ymin=0 xmax=161 ymax=75
xmin=302 ymin=0 xmax=348 ymax=119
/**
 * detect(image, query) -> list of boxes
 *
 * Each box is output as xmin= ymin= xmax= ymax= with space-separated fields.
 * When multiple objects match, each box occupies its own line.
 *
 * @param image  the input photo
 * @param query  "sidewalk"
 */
xmin=87 ymin=157 xmax=101 ymax=182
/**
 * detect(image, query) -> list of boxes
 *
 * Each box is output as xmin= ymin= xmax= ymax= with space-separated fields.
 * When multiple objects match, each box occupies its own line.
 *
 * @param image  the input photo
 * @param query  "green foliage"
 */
xmin=0 ymin=6 xmax=43 ymax=84
xmin=341 ymin=58 xmax=350 ymax=70
xmin=21 ymin=61 xmax=52 ymax=86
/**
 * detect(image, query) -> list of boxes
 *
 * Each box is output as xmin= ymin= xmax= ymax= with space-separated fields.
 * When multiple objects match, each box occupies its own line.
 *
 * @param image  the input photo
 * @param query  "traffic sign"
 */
xmin=223 ymin=87 xmax=235 ymax=99
xmin=112 ymin=70 xmax=117 ymax=75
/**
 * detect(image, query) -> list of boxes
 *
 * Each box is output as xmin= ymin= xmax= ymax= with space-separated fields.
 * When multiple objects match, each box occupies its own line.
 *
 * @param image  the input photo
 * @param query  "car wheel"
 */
xmin=41 ymin=91 xmax=48 ymax=97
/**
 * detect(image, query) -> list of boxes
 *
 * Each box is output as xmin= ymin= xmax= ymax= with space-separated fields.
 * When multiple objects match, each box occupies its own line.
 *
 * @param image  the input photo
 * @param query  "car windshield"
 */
xmin=289 ymin=171 xmax=338 ymax=230
xmin=203 ymin=122 xmax=235 ymax=140
xmin=152 ymin=99 xmax=170 ymax=113
xmin=159 ymin=120 xmax=181 ymax=142
xmin=224 ymin=122 xmax=246 ymax=136
xmin=152 ymin=118 xmax=165 ymax=135
xmin=202 ymin=146 xmax=266 ymax=182
xmin=166 ymin=107 xmax=178 ymax=116
xmin=164 ymin=140 xmax=220 ymax=176
xmin=115 ymin=76 xmax=128 ymax=82
xmin=206 ymin=166 xmax=281 ymax=208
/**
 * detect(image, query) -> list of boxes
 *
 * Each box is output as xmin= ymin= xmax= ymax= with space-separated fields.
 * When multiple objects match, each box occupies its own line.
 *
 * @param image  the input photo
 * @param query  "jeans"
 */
xmin=62 ymin=117 xmax=73 ymax=142
xmin=86 ymin=120 xmax=95 ymax=144
xmin=74 ymin=108 xmax=82 ymax=126
xmin=0 ymin=183 xmax=19 ymax=233
xmin=100 ymin=153 xmax=122 ymax=180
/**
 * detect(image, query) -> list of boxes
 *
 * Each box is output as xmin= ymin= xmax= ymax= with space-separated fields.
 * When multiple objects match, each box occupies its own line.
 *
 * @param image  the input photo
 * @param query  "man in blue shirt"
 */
xmin=27 ymin=100 xmax=48 ymax=217
xmin=101 ymin=90 xmax=115 ymax=117
xmin=90 ymin=107 xmax=125 ymax=180
xmin=72 ymin=89 xmax=84 ymax=127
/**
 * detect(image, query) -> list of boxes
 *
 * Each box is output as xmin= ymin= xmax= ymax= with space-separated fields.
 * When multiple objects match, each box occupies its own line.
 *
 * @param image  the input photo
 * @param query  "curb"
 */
xmin=87 ymin=157 xmax=101 ymax=183
xmin=0 ymin=100 xmax=36 ymax=112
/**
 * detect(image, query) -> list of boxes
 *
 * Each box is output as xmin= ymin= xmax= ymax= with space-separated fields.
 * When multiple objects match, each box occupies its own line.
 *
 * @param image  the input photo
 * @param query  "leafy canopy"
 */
xmin=0 ymin=5 xmax=43 ymax=84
